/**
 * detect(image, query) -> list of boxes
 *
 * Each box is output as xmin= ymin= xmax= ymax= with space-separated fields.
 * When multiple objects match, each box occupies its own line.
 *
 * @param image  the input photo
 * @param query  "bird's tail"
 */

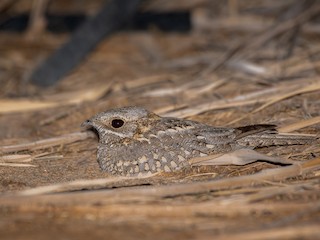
xmin=237 ymin=133 xmax=317 ymax=148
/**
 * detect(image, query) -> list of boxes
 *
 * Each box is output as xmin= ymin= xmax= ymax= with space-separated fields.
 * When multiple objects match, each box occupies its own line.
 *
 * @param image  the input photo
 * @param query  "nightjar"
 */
xmin=82 ymin=106 xmax=314 ymax=176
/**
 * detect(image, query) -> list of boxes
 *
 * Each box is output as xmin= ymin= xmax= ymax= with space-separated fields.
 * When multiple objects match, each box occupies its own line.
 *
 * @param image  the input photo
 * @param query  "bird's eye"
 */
xmin=111 ymin=119 xmax=124 ymax=128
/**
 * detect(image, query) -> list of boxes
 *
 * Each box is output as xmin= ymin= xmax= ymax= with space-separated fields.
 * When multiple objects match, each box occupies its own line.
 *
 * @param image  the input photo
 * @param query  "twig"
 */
xmin=0 ymin=163 xmax=37 ymax=167
xmin=224 ymin=181 xmax=318 ymax=204
xmin=217 ymin=224 xmax=320 ymax=240
xmin=252 ymin=81 xmax=320 ymax=114
xmin=0 ymin=84 xmax=111 ymax=114
xmin=227 ymin=80 xmax=320 ymax=125
xmin=0 ymin=154 xmax=33 ymax=163
xmin=278 ymin=116 xmax=320 ymax=133
xmin=0 ymin=131 xmax=95 ymax=154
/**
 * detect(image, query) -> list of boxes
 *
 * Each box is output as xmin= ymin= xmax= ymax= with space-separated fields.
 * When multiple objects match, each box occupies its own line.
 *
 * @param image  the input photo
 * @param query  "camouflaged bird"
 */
xmin=82 ymin=106 xmax=314 ymax=176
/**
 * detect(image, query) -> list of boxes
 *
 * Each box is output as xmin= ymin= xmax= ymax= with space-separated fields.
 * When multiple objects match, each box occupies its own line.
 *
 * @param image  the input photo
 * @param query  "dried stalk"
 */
xmin=217 ymin=224 xmax=320 ymax=240
xmin=228 ymin=80 xmax=320 ymax=125
xmin=0 ymin=131 xmax=95 ymax=154
xmin=278 ymin=116 xmax=320 ymax=133
xmin=0 ymin=84 xmax=110 ymax=114
xmin=224 ymin=181 xmax=318 ymax=204
xmin=252 ymin=81 xmax=320 ymax=114
xmin=0 ymin=154 xmax=33 ymax=163
xmin=0 ymin=163 xmax=37 ymax=167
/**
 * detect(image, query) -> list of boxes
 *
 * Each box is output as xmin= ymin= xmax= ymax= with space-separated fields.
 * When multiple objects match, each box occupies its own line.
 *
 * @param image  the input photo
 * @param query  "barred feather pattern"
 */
xmin=82 ymin=107 xmax=315 ymax=176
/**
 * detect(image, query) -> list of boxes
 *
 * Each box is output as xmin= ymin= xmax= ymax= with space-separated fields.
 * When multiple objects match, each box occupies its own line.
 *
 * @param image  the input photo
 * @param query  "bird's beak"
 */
xmin=81 ymin=119 xmax=94 ymax=128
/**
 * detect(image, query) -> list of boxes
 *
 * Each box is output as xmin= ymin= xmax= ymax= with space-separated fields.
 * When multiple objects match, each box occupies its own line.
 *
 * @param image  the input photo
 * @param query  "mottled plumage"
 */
xmin=82 ymin=106 xmax=314 ymax=176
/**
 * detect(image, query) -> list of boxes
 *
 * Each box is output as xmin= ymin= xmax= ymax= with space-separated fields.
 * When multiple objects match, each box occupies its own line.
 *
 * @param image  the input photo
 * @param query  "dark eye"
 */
xmin=111 ymin=119 xmax=124 ymax=128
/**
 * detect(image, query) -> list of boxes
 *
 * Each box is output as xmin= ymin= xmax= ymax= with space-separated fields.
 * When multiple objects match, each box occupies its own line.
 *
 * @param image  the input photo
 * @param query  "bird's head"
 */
xmin=82 ymin=106 xmax=160 ymax=143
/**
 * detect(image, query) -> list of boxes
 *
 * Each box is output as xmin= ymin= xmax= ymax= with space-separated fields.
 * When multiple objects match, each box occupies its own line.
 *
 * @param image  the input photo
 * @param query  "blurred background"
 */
xmin=1 ymin=0 xmax=320 ymax=136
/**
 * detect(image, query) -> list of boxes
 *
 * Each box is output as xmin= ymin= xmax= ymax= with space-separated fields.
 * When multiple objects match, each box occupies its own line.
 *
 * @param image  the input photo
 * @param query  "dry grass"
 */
xmin=0 ymin=1 xmax=320 ymax=239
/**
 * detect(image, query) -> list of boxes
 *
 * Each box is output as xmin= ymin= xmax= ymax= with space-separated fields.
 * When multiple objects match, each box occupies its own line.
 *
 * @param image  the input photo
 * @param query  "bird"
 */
xmin=82 ymin=106 xmax=315 ymax=177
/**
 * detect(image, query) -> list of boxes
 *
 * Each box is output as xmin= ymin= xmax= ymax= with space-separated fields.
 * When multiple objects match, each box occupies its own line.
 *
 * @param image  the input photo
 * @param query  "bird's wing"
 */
xmin=235 ymin=124 xmax=277 ymax=140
